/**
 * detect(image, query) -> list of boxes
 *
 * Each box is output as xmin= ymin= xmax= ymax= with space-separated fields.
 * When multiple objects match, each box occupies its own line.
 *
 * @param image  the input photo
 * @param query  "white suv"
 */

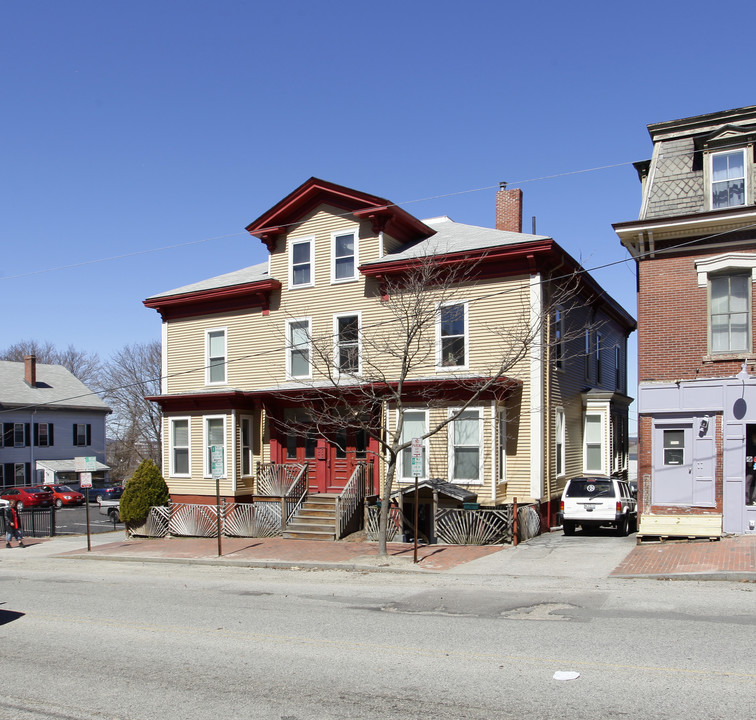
xmin=558 ymin=477 xmax=637 ymax=536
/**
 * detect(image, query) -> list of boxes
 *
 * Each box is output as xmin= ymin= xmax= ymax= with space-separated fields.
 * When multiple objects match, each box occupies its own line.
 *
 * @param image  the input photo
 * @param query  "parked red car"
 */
xmin=38 ymin=484 xmax=85 ymax=508
xmin=0 ymin=486 xmax=54 ymax=510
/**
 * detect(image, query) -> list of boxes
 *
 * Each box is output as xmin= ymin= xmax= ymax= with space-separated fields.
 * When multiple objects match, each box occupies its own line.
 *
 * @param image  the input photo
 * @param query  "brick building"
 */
xmin=614 ymin=105 xmax=756 ymax=536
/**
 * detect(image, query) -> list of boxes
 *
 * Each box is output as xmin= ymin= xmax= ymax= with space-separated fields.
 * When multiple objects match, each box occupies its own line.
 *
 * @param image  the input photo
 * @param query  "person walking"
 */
xmin=3 ymin=499 xmax=24 ymax=548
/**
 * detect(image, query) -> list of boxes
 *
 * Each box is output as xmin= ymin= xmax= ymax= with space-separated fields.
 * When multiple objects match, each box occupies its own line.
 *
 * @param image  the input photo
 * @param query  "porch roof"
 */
xmin=392 ymin=478 xmax=477 ymax=503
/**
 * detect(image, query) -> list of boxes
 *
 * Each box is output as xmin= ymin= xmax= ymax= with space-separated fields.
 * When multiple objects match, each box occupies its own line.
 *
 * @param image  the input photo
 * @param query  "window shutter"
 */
xmin=73 ymin=425 xmax=77 ymax=445
xmin=3 ymin=423 xmax=13 ymax=447
xmin=25 ymin=462 xmax=31 ymax=483
xmin=86 ymin=424 xmax=92 ymax=446
xmin=4 ymin=464 xmax=13 ymax=484
xmin=49 ymin=424 xmax=54 ymax=446
xmin=25 ymin=424 xmax=30 ymax=447
xmin=34 ymin=423 xmax=39 ymax=446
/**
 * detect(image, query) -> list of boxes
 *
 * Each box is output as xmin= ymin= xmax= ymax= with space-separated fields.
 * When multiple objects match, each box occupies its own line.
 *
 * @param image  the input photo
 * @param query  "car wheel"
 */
xmin=55 ymin=498 xmax=63 ymax=509
xmin=617 ymin=516 xmax=629 ymax=536
xmin=563 ymin=520 xmax=576 ymax=536
xmin=16 ymin=502 xmax=24 ymax=511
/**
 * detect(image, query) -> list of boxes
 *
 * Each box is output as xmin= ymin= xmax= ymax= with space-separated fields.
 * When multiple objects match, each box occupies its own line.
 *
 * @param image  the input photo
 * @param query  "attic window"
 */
xmin=711 ymin=149 xmax=746 ymax=208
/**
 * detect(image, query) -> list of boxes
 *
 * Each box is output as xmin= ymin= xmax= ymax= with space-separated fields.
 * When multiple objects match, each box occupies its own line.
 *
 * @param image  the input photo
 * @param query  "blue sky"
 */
xmin=2 ymin=1 xmax=756 ymax=431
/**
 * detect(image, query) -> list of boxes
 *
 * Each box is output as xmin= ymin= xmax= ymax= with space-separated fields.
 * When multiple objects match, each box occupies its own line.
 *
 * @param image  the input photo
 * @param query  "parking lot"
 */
xmin=53 ymin=503 xmax=122 ymax=535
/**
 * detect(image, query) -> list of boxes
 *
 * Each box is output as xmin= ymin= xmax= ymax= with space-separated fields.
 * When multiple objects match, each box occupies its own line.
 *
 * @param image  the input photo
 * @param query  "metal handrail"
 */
xmin=336 ymin=461 xmax=368 ymax=539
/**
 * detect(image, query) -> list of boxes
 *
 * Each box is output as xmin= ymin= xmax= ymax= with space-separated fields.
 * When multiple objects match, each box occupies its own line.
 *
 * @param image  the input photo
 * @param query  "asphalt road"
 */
xmin=0 ymin=537 xmax=753 ymax=720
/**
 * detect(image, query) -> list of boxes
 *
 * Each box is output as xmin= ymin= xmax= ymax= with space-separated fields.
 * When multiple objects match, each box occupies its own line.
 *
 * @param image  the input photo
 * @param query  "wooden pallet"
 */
xmin=636 ymin=534 xmax=720 ymax=545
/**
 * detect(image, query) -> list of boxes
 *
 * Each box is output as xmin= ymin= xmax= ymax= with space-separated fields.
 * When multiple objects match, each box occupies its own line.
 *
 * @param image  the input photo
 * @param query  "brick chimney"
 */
xmin=24 ymin=354 xmax=37 ymax=388
xmin=496 ymin=182 xmax=523 ymax=233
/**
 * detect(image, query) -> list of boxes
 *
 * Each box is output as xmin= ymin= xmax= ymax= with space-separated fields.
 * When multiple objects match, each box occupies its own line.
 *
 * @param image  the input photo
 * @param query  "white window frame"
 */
xmin=398 ymin=408 xmax=429 ymax=481
xmin=595 ymin=332 xmax=602 ymax=383
xmin=553 ymin=305 xmax=564 ymax=370
xmin=14 ymin=423 xmax=25 ymax=447
xmin=555 ymin=407 xmax=565 ymax=478
xmin=289 ymin=236 xmax=315 ymax=289
xmin=448 ymin=407 xmax=484 ymax=485
xmin=205 ymin=327 xmax=228 ymax=385
xmin=240 ymin=415 xmax=253 ymax=477
xmin=286 ymin=317 xmax=312 ymax=379
xmin=708 ymin=273 xmax=751 ymax=354
xmin=14 ymin=463 xmax=25 ymax=485
xmin=584 ymin=329 xmax=591 ymax=380
xmin=331 ymin=228 xmax=358 ymax=284
xmin=583 ymin=411 xmax=606 ymax=475
xmin=710 ymin=148 xmax=747 ymax=210
xmin=37 ymin=422 xmax=50 ymax=447
xmin=497 ymin=408 xmax=507 ymax=484
xmin=615 ymin=346 xmax=621 ymax=390
xmin=333 ymin=312 xmax=361 ymax=375
xmin=73 ymin=423 xmax=89 ymax=447
xmin=203 ymin=415 xmax=227 ymax=478
xmin=169 ymin=417 xmax=191 ymax=478
xmin=436 ymin=301 xmax=469 ymax=371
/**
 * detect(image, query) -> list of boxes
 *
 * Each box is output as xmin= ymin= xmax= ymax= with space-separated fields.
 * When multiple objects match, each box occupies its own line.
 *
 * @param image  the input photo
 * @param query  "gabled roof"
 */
xmin=0 ymin=361 xmax=110 ymax=412
xmin=245 ymin=177 xmax=436 ymax=249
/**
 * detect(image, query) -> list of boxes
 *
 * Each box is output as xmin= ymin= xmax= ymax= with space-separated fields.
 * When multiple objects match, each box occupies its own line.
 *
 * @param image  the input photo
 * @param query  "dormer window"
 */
xmin=711 ymin=149 xmax=746 ymax=209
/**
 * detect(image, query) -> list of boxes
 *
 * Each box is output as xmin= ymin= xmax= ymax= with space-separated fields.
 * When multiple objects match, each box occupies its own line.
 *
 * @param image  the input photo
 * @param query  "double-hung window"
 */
xmin=241 ymin=417 xmax=253 ymax=476
xmin=555 ymin=408 xmax=565 ymax=477
xmin=204 ymin=416 xmax=225 ymax=477
xmin=206 ymin=328 xmax=227 ymax=384
xmin=438 ymin=302 xmax=467 ymax=369
xmin=332 ymin=230 xmax=357 ymax=282
xmin=287 ymin=318 xmax=312 ymax=378
xmin=595 ymin=333 xmax=602 ymax=383
xmin=335 ymin=313 xmax=360 ymax=373
xmin=170 ymin=418 xmax=190 ymax=476
xmin=73 ymin=424 xmax=91 ymax=447
xmin=615 ymin=346 xmax=621 ymax=390
xmin=449 ymin=408 xmax=482 ymax=483
xmin=36 ymin=422 xmax=51 ymax=447
xmin=553 ymin=306 xmax=564 ymax=369
xmin=583 ymin=413 xmax=604 ymax=474
xmin=400 ymin=410 xmax=427 ymax=480
xmin=290 ymin=238 xmax=314 ymax=288
xmin=711 ymin=149 xmax=746 ymax=209
xmin=14 ymin=423 xmax=26 ymax=447
xmin=710 ymin=274 xmax=749 ymax=353
xmin=584 ymin=329 xmax=591 ymax=380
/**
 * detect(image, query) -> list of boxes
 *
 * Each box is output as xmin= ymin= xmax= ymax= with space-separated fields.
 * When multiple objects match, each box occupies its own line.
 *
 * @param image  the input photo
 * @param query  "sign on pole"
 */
xmin=211 ymin=445 xmax=224 ymax=479
xmin=74 ymin=456 xmax=97 ymax=473
xmin=410 ymin=438 xmax=423 ymax=477
xmin=80 ymin=472 xmax=93 ymax=488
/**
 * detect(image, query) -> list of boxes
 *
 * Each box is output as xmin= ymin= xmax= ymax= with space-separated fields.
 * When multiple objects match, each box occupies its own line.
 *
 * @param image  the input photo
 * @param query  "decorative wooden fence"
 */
xmin=365 ymin=505 xmax=403 ymax=542
xmin=435 ymin=507 xmax=513 ymax=545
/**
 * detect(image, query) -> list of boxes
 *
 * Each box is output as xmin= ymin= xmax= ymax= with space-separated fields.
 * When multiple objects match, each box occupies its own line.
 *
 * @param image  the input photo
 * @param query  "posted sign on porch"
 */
xmin=210 ymin=445 xmax=224 ymax=479
xmin=410 ymin=438 xmax=423 ymax=477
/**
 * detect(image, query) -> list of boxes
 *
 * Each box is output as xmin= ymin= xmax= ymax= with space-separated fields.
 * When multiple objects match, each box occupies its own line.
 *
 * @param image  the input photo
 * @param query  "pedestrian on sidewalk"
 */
xmin=3 ymin=500 xmax=24 ymax=548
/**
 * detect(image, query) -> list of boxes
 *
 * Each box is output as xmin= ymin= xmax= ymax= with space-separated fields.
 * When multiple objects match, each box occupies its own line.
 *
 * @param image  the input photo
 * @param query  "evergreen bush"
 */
xmin=120 ymin=459 xmax=170 ymax=527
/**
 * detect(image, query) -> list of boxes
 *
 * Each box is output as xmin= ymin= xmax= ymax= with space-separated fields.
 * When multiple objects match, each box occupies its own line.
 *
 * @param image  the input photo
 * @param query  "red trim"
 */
xmin=143 ymin=279 xmax=281 ymax=321
xmin=245 ymin=177 xmax=436 ymax=246
xmin=146 ymin=391 xmax=253 ymax=412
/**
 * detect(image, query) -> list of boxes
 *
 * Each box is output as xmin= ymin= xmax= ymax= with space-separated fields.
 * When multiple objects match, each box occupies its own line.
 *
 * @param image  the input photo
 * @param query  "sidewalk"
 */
xmin=9 ymin=531 xmax=756 ymax=580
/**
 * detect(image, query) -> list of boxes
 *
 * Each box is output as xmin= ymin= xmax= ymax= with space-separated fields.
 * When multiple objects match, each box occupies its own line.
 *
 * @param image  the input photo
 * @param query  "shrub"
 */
xmin=120 ymin=459 xmax=169 ymax=527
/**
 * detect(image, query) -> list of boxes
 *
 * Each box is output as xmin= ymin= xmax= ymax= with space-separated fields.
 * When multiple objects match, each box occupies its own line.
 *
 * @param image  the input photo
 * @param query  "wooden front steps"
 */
xmin=283 ymin=494 xmax=338 ymax=541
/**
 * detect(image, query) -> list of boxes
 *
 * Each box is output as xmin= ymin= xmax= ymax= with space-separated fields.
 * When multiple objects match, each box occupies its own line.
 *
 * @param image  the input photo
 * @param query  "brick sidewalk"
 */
xmin=58 ymin=535 xmax=505 ymax=572
xmin=611 ymin=535 xmax=756 ymax=579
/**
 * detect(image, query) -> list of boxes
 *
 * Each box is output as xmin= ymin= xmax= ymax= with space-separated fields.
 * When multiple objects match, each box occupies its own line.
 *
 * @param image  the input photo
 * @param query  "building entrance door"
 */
xmin=652 ymin=424 xmax=694 ymax=505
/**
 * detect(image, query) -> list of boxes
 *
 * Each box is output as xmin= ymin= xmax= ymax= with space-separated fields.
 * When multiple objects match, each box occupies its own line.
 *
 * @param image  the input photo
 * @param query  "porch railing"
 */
xmin=435 ymin=507 xmax=513 ymax=545
xmin=365 ymin=504 xmax=404 ymax=542
xmin=335 ymin=461 xmax=370 ymax=539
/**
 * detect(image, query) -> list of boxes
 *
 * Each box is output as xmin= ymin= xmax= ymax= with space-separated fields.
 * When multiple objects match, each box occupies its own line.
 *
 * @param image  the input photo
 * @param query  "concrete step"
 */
xmin=283 ymin=529 xmax=336 ymax=541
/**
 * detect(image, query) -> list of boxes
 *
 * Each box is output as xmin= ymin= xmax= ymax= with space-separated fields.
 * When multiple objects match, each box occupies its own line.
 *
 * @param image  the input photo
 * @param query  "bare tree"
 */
xmin=0 ymin=339 xmax=102 ymax=388
xmin=273 ymin=253 xmax=581 ymax=555
xmin=101 ymin=341 xmax=162 ymax=480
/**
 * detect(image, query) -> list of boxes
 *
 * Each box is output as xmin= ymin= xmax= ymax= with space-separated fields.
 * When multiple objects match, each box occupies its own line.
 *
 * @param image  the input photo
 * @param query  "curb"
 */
xmin=60 ymin=553 xmax=439 ymax=574
xmin=611 ymin=571 xmax=756 ymax=582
